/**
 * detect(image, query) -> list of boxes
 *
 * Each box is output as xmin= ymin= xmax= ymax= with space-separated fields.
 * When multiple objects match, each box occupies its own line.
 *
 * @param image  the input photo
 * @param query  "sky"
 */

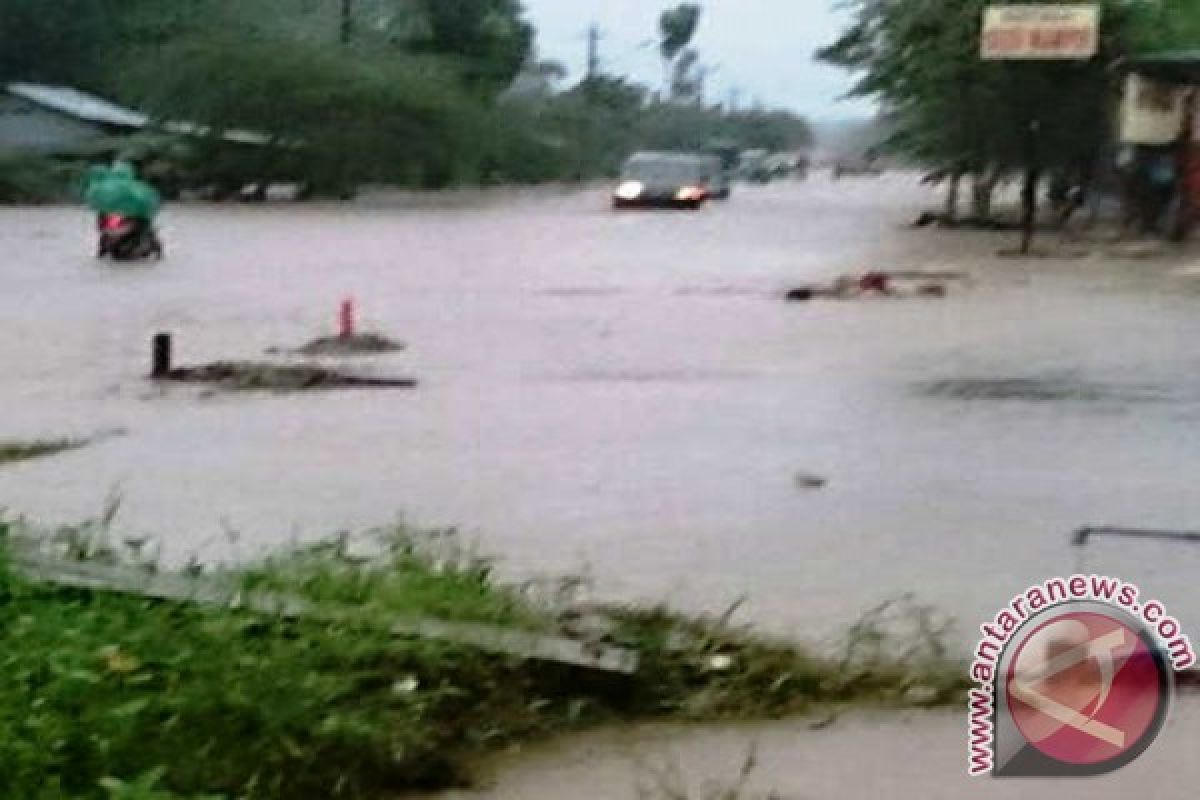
xmin=519 ymin=0 xmax=876 ymax=120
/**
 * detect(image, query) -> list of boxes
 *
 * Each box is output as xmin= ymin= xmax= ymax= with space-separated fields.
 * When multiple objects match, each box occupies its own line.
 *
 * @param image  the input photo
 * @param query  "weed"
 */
xmin=0 ymin=517 xmax=968 ymax=799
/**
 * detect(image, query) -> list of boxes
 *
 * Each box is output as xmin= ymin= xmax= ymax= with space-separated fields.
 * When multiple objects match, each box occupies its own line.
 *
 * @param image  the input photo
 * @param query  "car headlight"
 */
xmin=676 ymin=186 xmax=706 ymax=201
xmin=615 ymin=181 xmax=644 ymax=200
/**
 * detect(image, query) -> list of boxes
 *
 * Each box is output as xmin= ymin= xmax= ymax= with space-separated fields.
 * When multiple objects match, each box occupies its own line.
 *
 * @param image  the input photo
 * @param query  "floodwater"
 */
xmin=413 ymin=703 xmax=1200 ymax=799
xmin=4 ymin=174 xmax=1200 ymax=650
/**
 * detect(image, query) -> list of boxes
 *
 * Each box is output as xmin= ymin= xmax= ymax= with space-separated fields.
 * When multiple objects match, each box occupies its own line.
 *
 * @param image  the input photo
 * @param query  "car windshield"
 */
xmin=622 ymin=159 xmax=704 ymax=183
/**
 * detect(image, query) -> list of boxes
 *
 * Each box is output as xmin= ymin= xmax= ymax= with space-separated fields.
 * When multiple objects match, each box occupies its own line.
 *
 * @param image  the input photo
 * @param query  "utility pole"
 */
xmin=586 ymin=24 xmax=602 ymax=82
xmin=340 ymin=0 xmax=354 ymax=45
xmin=1172 ymin=90 xmax=1197 ymax=242
xmin=1020 ymin=118 xmax=1041 ymax=255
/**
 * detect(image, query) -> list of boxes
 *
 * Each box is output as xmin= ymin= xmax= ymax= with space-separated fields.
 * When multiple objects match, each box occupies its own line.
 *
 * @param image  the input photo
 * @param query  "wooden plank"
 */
xmin=9 ymin=550 xmax=638 ymax=675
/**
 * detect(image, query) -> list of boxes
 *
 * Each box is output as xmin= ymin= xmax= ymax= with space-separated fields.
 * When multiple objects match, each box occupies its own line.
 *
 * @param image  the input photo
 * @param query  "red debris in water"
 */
xmin=859 ymin=272 xmax=891 ymax=293
xmin=339 ymin=297 xmax=356 ymax=338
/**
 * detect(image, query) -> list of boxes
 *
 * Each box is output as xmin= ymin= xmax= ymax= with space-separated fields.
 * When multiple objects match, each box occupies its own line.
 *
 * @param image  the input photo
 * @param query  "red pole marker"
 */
xmin=339 ymin=298 xmax=356 ymax=338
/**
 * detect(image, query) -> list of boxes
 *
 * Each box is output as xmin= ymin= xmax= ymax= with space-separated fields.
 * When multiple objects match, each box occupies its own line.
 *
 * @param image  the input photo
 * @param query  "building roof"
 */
xmin=1127 ymin=51 xmax=1200 ymax=85
xmin=5 ymin=82 xmax=271 ymax=146
xmin=6 ymin=82 xmax=149 ymax=129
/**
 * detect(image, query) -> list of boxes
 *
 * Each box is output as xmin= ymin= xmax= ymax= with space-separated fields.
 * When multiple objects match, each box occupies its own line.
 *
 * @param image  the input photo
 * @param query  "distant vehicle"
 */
xmin=700 ymin=154 xmax=731 ymax=199
xmin=613 ymin=152 xmax=720 ymax=210
xmin=794 ymin=154 xmax=811 ymax=180
xmin=704 ymin=142 xmax=739 ymax=198
xmin=832 ymin=154 xmax=885 ymax=179
xmin=737 ymin=149 xmax=772 ymax=184
xmin=763 ymin=153 xmax=808 ymax=180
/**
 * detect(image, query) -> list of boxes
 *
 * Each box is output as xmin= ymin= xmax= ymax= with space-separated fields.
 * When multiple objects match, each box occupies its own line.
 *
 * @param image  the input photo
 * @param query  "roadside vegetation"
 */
xmin=0 ymin=155 xmax=77 ymax=204
xmin=0 ymin=516 xmax=966 ymax=800
xmin=819 ymin=0 xmax=1200 ymax=226
xmin=0 ymin=2 xmax=811 ymax=200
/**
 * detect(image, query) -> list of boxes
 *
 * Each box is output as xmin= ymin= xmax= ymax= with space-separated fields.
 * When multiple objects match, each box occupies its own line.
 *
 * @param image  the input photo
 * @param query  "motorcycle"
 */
xmin=96 ymin=213 xmax=164 ymax=261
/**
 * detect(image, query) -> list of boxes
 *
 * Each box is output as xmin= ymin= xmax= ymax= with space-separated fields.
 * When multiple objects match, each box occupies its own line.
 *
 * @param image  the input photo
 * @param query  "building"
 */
xmin=1119 ymin=52 xmax=1200 ymax=239
xmin=1 ymin=82 xmax=271 ymax=160
xmin=0 ymin=83 xmax=147 ymax=156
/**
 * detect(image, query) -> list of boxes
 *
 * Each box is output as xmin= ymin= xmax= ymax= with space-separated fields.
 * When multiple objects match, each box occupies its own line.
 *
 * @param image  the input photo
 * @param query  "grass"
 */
xmin=0 ymin=438 xmax=87 ymax=466
xmin=0 ymin=517 xmax=969 ymax=799
xmin=237 ymin=528 xmax=553 ymax=630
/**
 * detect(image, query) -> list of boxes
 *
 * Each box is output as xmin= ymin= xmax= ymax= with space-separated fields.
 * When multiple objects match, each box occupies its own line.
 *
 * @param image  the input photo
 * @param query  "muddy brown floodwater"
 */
xmin=412 ymin=704 xmax=1200 ymax=800
xmin=3 ymin=174 xmax=1200 ymax=652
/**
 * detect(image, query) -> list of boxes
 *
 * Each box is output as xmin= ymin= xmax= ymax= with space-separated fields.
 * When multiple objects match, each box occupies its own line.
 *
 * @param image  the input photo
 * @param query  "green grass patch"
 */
xmin=0 ymin=520 xmax=968 ymax=799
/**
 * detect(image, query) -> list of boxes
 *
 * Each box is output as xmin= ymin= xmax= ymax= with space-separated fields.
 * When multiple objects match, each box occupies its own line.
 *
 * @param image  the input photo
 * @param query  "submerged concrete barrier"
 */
xmin=10 ymin=547 xmax=638 ymax=675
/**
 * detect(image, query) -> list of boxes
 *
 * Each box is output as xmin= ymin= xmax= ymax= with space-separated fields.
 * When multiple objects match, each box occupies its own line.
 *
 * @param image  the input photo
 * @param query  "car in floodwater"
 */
xmin=612 ymin=152 xmax=723 ymax=210
xmin=737 ymin=149 xmax=772 ymax=184
xmin=832 ymin=153 xmax=886 ymax=179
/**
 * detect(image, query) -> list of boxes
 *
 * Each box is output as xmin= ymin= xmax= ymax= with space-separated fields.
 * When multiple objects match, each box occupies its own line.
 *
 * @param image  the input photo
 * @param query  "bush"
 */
xmin=0 ymin=154 xmax=73 ymax=204
xmin=116 ymin=34 xmax=491 ymax=193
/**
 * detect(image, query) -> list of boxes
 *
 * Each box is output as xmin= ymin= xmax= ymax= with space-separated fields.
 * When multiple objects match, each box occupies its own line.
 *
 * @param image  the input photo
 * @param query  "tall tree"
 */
xmin=0 ymin=0 xmax=109 ymax=87
xmin=413 ymin=0 xmax=533 ymax=97
xmin=657 ymin=3 xmax=702 ymax=100
xmin=1129 ymin=0 xmax=1200 ymax=50
xmin=819 ymin=0 xmax=1143 ymax=220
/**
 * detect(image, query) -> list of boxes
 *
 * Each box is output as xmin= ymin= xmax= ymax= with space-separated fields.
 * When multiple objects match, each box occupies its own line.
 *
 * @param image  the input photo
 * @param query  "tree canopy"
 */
xmin=817 ymin=0 xmax=1153 ymax=181
xmin=0 ymin=0 xmax=813 ymax=192
xmin=658 ymin=4 xmax=702 ymax=64
xmin=413 ymin=0 xmax=533 ymax=96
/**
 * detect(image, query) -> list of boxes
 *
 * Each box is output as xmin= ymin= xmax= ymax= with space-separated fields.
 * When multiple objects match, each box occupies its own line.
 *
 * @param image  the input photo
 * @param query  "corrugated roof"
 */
xmin=5 ymin=82 xmax=274 ymax=147
xmin=6 ymin=82 xmax=149 ymax=129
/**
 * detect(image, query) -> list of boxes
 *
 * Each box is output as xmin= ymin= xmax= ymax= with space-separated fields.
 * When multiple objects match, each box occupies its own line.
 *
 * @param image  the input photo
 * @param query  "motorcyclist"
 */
xmin=84 ymin=160 xmax=163 ymax=258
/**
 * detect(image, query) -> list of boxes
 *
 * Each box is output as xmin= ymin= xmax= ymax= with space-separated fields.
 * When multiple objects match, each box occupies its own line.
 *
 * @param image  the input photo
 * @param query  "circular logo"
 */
xmin=1005 ymin=608 xmax=1171 ymax=772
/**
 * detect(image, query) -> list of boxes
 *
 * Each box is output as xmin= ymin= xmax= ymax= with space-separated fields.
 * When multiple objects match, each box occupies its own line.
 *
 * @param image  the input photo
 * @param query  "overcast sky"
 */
xmin=520 ymin=0 xmax=875 ymax=120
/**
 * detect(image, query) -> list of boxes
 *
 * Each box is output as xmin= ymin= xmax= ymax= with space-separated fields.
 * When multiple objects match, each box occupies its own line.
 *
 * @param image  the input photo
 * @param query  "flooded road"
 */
xmin=413 ymin=703 xmax=1200 ymax=800
xmin=3 ymin=174 xmax=1200 ymax=647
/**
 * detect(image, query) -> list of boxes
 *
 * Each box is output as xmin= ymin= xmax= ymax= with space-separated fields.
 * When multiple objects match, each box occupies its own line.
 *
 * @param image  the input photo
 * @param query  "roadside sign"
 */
xmin=981 ymin=4 xmax=1100 ymax=61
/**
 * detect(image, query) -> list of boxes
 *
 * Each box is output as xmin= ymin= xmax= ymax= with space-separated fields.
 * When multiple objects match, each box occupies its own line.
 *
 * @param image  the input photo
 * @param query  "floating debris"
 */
xmin=996 ymin=246 xmax=1091 ymax=259
xmin=794 ymin=471 xmax=828 ymax=490
xmin=919 ymin=376 xmax=1172 ymax=405
xmin=0 ymin=438 xmax=85 ymax=466
xmin=286 ymin=332 xmax=406 ymax=357
xmin=1107 ymin=241 xmax=1170 ymax=260
xmin=0 ymin=428 xmax=125 ymax=466
xmin=785 ymin=270 xmax=961 ymax=302
xmin=157 ymin=361 xmax=417 ymax=391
